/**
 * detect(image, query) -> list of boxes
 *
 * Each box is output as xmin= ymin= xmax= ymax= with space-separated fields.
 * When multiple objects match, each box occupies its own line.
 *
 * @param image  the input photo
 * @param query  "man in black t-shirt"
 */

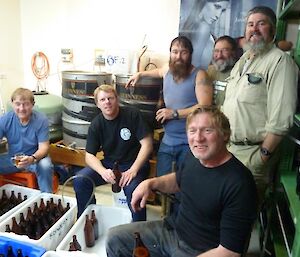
xmin=73 ymin=84 xmax=153 ymax=221
xmin=106 ymin=106 xmax=257 ymax=257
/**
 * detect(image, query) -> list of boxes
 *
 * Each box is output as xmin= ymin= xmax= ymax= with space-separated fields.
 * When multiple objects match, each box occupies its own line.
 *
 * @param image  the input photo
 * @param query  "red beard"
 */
xmin=169 ymin=58 xmax=192 ymax=79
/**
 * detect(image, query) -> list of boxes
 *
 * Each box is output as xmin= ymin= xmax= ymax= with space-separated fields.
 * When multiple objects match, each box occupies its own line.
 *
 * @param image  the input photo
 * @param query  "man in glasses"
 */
xmin=73 ymin=84 xmax=153 ymax=221
xmin=106 ymin=106 xmax=257 ymax=257
xmin=0 ymin=87 xmax=53 ymax=192
xmin=223 ymin=6 xmax=298 ymax=203
xmin=207 ymin=35 xmax=238 ymax=107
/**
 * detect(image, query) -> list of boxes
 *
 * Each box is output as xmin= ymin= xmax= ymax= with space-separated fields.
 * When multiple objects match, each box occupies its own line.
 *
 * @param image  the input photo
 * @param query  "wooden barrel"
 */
xmin=61 ymin=70 xmax=112 ymax=147
xmin=115 ymin=74 xmax=163 ymax=130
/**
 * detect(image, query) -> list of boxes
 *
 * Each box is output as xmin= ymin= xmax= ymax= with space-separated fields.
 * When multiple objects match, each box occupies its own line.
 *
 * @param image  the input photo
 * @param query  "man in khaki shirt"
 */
xmin=223 ymin=6 xmax=298 ymax=201
xmin=207 ymin=35 xmax=238 ymax=107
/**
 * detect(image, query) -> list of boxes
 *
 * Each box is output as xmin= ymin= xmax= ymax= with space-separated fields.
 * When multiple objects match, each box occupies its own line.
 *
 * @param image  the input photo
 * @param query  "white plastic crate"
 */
xmin=0 ymin=192 xmax=77 ymax=250
xmin=0 ymin=184 xmax=40 ymax=223
xmin=42 ymin=250 xmax=98 ymax=257
xmin=56 ymin=204 xmax=131 ymax=256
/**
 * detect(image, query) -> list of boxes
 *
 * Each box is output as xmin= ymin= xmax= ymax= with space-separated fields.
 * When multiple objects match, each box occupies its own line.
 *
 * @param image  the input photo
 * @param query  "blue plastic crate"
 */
xmin=0 ymin=235 xmax=46 ymax=257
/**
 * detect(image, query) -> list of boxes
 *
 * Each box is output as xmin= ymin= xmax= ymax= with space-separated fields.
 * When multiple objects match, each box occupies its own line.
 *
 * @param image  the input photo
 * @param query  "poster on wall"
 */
xmin=179 ymin=0 xmax=277 ymax=69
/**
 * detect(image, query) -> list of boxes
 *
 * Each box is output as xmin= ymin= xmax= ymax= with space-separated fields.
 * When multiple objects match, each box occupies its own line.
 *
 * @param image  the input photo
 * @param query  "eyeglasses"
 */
xmin=13 ymin=101 xmax=32 ymax=108
xmin=213 ymin=48 xmax=232 ymax=55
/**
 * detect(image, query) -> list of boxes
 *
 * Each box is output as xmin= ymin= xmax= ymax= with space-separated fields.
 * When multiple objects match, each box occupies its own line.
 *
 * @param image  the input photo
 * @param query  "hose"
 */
xmin=31 ymin=52 xmax=50 ymax=92
xmin=60 ymin=174 xmax=96 ymax=217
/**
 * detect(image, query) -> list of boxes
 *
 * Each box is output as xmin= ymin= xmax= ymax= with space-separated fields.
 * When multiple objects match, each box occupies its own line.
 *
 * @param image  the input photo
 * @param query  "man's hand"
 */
xmin=119 ymin=168 xmax=138 ymax=187
xmin=100 ymin=168 xmax=116 ymax=184
xmin=15 ymin=155 xmax=34 ymax=168
xmin=131 ymin=180 xmax=152 ymax=212
xmin=156 ymin=108 xmax=174 ymax=123
xmin=125 ymin=72 xmax=141 ymax=88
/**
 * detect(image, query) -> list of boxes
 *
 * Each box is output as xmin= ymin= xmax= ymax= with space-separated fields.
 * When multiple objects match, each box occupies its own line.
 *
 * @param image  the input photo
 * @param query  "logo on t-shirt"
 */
xmin=120 ymin=128 xmax=131 ymax=141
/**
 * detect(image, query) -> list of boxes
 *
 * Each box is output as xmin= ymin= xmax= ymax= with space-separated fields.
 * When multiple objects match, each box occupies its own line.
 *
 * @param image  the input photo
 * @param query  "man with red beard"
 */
xmin=223 ymin=6 xmax=298 ymax=203
xmin=207 ymin=35 xmax=238 ymax=107
xmin=126 ymin=36 xmax=213 ymax=215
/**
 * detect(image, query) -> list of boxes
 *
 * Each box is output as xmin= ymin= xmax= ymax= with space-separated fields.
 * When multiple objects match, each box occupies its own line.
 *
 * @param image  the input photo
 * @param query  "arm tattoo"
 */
xmin=196 ymin=78 xmax=210 ymax=87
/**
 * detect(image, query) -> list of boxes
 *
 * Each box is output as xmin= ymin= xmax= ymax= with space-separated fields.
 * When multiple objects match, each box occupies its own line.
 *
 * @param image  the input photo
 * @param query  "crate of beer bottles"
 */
xmin=56 ymin=204 xmax=131 ymax=256
xmin=0 ymin=192 xmax=77 ymax=250
xmin=42 ymin=250 xmax=99 ymax=256
xmin=0 ymin=235 xmax=46 ymax=257
xmin=0 ymin=184 xmax=40 ymax=223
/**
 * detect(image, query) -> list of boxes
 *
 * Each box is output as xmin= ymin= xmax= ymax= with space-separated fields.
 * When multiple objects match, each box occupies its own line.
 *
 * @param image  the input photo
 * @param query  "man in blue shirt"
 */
xmin=0 ymin=88 xmax=53 ymax=192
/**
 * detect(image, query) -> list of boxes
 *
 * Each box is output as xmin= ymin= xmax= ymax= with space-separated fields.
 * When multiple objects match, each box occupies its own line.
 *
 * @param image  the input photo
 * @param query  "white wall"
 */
xmin=19 ymin=0 xmax=181 ymax=96
xmin=0 ymin=0 xmax=23 ymax=112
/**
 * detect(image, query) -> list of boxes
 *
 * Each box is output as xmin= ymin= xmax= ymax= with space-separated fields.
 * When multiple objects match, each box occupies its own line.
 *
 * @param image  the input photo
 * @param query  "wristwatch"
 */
xmin=31 ymin=155 xmax=37 ymax=163
xmin=172 ymin=110 xmax=179 ymax=120
xmin=260 ymin=147 xmax=271 ymax=157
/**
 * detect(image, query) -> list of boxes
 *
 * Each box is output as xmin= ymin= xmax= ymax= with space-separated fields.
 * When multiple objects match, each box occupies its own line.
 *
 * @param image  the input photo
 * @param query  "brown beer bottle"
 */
xmin=90 ymin=210 xmax=99 ymax=240
xmin=9 ymin=190 xmax=18 ymax=205
xmin=17 ymin=192 xmax=23 ymax=204
xmin=25 ymin=206 xmax=34 ymax=223
xmin=39 ymin=198 xmax=46 ymax=211
xmin=16 ymin=249 xmax=23 ymax=257
xmin=133 ymin=232 xmax=150 ymax=257
xmin=84 ymin=214 xmax=95 ymax=247
xmin=7 ymin=246 xmax=14 ymax=257
xmin=72 ymin=234 xmax=82 ymax=251
xmin=112 ymin=161 xmax=122 ymax=193
xmin=1 ymin=189 xmax=8 ymax=204
xmin=5 ymin=224 xmax=11 ymax=232
xmin=11 ymin=217 xmax=22 ymax=235
xmin=69 ymin=242 xmax=77 ymax=251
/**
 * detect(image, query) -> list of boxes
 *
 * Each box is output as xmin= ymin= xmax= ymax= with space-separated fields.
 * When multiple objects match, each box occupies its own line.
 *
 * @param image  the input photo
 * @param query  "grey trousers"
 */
xmin=106 ymin=217 xmax=201 ymax=257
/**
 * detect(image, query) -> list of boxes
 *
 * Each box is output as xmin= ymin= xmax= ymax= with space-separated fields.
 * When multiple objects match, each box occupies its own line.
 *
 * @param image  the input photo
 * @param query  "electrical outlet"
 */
xmin=61 ymin=48 xmax=73 ymax=62
xmin=94 ymin=49 xmax=105 ymax=65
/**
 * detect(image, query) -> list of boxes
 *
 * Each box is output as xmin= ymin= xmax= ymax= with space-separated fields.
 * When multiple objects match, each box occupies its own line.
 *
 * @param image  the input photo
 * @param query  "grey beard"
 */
xmin=212 ymin=58 xmax=235 ymax=72
xmin=243 ymin=39 xmax=268 ymax=55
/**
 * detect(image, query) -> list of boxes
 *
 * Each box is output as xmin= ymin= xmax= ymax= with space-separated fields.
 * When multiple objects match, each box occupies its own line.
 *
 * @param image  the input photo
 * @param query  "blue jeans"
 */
xmin=156 ymin=142 xmax=189 ymax=215
xmin=0 ymin=153 xmax=53 ymax=193
xmin=73 ymin=159 xmax=150 ymax=221
xmin=156 ymin=142 xmax=189 ymax=176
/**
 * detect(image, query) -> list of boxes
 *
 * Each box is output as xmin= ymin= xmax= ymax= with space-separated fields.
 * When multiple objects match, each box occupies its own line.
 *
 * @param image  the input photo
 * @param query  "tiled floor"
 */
xmin=57 ymin=183 xmax=261 ymax=256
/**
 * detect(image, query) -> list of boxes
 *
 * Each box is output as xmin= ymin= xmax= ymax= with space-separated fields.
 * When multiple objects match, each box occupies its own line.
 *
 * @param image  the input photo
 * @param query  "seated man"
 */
xmin=106 ymin=106 xmax=258 ymax=257
xmin=73 ymin=84 xmax=153 ymax=221
xmin=0 ymin=88 xmax=53 ymax=192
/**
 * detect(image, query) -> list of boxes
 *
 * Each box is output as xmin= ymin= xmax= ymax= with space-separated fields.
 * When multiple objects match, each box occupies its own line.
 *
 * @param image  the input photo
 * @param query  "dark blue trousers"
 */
xmin=73 ymin=159 xmax=149 ymax=221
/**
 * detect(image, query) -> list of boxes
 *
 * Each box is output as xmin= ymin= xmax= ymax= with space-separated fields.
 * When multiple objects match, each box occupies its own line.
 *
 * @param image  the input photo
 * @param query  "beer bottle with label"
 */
xmin=112 ymin=161 xmax=122 ymax=193
xmin=132 ymin=232 xmax=150 ymax=257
